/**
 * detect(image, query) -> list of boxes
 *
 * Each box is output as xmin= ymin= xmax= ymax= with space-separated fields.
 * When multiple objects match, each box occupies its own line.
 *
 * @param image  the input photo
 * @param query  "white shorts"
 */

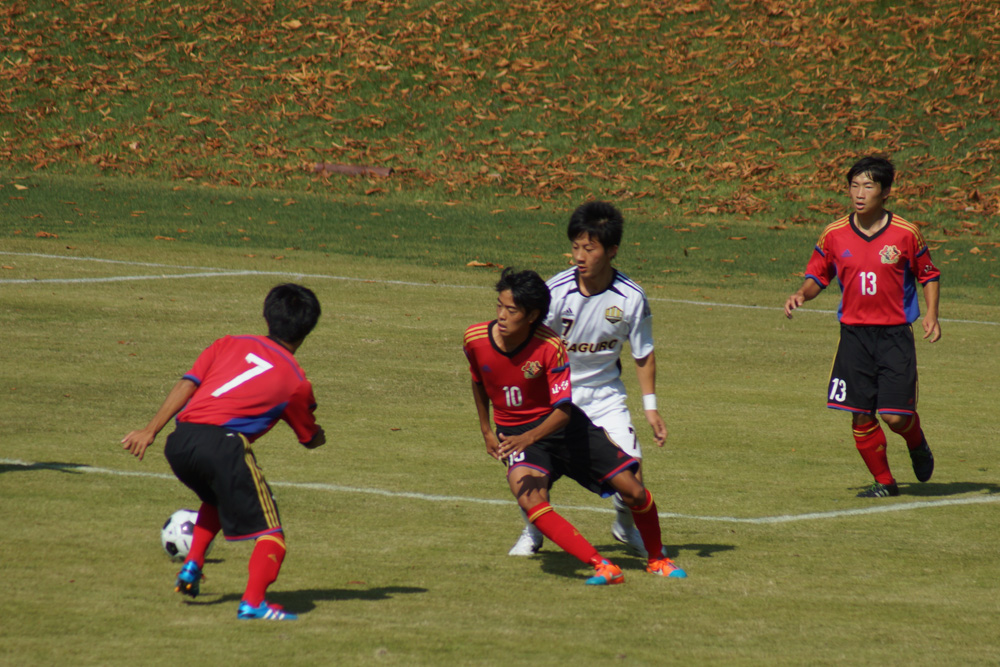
xmin=573 ymin=382 xmax=642 ymax=459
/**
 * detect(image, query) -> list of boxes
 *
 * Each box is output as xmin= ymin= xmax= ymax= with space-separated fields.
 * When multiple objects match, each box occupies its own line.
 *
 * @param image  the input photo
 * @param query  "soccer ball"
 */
xmin=160 ymin=509 xmax=214 ymax=560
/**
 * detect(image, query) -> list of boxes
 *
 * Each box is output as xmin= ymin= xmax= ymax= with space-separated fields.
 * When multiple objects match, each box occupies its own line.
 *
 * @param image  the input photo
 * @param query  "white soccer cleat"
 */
xmin=507 ymin=524 xmax=543 ymax=556
xmin=611 ymin=522 xmax=648 ymax=557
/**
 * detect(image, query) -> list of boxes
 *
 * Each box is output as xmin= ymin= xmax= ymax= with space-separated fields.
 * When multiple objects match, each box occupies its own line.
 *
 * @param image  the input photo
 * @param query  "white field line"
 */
xmin=3 ymin=458 xmax=998 ymax=525
xmin=1 ymin=251 xmax=997 ymax=326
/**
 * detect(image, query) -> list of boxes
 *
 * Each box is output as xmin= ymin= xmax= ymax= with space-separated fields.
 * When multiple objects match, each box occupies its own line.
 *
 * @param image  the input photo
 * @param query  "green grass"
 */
xmin=1 ymin=235 xmax=999 ymax=665
xmin=2 ymin=0 xmax=1000 ymax=662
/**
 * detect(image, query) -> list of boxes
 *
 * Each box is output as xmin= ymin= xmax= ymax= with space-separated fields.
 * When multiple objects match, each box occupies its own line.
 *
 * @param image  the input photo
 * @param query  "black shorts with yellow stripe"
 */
xmin=165 ymin=422 xmax=282 ymax=541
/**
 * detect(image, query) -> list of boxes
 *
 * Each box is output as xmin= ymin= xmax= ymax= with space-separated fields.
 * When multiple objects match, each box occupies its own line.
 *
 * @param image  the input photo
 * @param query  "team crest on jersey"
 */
xmin=879 ymin=245 xmax=901 ymax=265
xmin=604 ymin=306 xmax=623 ymax=324
xmin=521 ymin=360 xmax=542 ymax=379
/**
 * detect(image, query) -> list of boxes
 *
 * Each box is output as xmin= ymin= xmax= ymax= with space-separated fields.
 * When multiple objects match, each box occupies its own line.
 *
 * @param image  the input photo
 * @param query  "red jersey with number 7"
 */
xmin=804 ymin=213 xmax=940 ymax=326
xmin=176 ymin=335 xmax=319 ymax=444
xmin=463 ymin=321 xmax=573 ymax=427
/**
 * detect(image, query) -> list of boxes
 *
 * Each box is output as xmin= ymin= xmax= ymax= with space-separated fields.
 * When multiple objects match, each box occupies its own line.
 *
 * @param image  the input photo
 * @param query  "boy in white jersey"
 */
xmin=509 ymin=201 xmax=670 ymax=557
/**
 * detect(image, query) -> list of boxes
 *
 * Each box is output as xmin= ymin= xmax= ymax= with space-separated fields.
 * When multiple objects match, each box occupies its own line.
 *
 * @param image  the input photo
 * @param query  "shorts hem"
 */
xmin=225 ymin=526 xmax=283 ymax=542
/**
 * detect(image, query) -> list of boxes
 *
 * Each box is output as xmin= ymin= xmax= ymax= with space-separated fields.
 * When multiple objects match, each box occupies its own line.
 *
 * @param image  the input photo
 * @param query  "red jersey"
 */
xmin=177 ymin=335 xmax=319 ymax=444
xmin=463 ymin=321 xmax=573 ymax=427
xmin=805 ymin=213 xmax=940 ymax=326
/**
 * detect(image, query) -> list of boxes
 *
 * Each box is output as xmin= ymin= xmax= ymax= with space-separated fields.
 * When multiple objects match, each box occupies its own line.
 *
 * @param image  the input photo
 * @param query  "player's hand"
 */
xmin=784 ymin=292 xmax=805 ymax=318
xmin=922 ymin=315 xmax=942 ymax=343
xmin=121 ymin=429 xmax=156 ymax=461
xmin=483 ymin=431 xmax=502 ymax=460
xmin=645 ymin=410 xmax=668 ymax=447
xmin=497 ymin=431 xmax=533 ymax=459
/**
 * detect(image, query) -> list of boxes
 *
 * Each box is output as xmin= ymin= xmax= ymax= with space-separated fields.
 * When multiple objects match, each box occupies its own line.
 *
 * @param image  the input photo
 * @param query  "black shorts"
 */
xmin=164 ymin=422 xmax=283 ymax=541
xmin=498 ymin=404 xmax=638 ymax=498
xmin=827 ymin=324 xmax=918 ymax=416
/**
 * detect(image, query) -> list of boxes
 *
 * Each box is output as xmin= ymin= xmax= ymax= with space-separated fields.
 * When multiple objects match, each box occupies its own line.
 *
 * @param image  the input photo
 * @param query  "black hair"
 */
xmin=495 ymin=268 xmax=550 ymax=323
xmin=264 ymin=283 xmax=321 ymax=343
xmin=846 ymin=156 xmax=895 ymax=190
xmin=567 ymin=200 xmax=624 ymax=249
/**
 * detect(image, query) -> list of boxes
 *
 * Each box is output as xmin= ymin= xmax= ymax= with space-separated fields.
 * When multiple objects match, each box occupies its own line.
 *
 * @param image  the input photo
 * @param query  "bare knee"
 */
xmin=881 ymin=413 xmax=910 ymax=433
xmin=611 ymin=472 xmax=647 ymax=507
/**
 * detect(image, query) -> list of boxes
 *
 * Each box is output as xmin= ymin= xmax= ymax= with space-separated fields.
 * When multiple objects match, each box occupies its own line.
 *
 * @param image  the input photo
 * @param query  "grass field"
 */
xmin=2 ymin=0 xmax=1000 ymax=664
xmin=1 ymin=231 xmax=998 ymax=665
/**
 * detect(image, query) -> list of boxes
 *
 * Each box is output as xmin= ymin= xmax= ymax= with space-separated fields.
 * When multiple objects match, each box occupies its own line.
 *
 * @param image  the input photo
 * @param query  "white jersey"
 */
xmin=544 ymin=267 xmax=655 ymax=392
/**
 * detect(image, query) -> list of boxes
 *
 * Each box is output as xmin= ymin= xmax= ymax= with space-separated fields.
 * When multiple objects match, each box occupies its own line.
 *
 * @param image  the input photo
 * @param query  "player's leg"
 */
xmin=214 ymin=435 xmax=297 ymax=620
xmin=851 ymin=412 xmax=897 ymax=496
xmin=186 ymin=502 xmax=221 ymax=568
xmin=164 ymin=424 xmax=221 ymax=598
xmin=829 ymin=326 xmax=897 ymax=497
xmin=566 ymin=406 xmax=686 ymax=578
xmin=877 ymin=325 xmax=934 ymax=483
xmin=508 ymin=508 xmax=544 ymax=557
xmin=605 ymin=471 xmax=686 ymax=578
xmin=579 ymin=386 xmax=649 ymax=555
xmin=172 ymin=502 xmax=222 ymax=597
xmin=507 ymin=463 xmax=622 ymax=585
xmin=238 ymin=532 xmax=294 ymax=620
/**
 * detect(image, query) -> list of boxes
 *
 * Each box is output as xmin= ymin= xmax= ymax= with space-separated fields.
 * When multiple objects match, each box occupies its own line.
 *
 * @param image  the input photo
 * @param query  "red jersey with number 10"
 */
xmin=463 ymin=321 xmax=572 ymax=427
xmin=177 ymin=335 xmax=319 ymax=444
xmin=805 ymin=213 xmax=940 ymax=326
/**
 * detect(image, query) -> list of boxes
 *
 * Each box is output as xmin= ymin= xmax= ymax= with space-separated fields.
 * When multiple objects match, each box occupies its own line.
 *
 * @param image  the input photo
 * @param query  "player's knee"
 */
xmin=615 ymin=479 xmax=647 ymax=507
xmin=881 ymin=413 xmax=910 ymax=432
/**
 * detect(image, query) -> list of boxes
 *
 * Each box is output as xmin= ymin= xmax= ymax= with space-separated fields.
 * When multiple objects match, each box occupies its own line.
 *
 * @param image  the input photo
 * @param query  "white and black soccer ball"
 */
xmin=160 ymin=509 xmax=214 ymax=560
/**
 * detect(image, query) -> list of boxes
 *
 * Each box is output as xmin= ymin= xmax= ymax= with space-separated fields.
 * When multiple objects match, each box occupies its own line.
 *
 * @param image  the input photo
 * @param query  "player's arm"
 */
xmin=635 ymin=351 xmax=667 ymax=447
xmin=784 ymin=279 xmax=823 ymax=318
xmin=470 ymin=379 xmax=502 ymax=460
xmin=121 ymin=378 xmax=198 ymax=462
xmin=496 ymin=404 xmax=571 ymax=458
xmin=921 ymin=279 xmax=941 ymax=342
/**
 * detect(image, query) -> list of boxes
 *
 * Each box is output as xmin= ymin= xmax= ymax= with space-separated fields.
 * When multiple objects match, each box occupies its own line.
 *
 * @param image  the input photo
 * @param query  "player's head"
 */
xmin=846 ymin=156 xmax=894 ymax=191
xmin=567 ymin=201 xmax=623 ymax=252
xmin=494 ymin=268 xmax=550 ymax=329
xmin=264 ymin=283 xmax=321 ymax=344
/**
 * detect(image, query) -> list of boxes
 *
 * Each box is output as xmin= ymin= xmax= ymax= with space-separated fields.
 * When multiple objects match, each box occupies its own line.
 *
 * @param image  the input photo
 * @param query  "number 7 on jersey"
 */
xmin=212 ymin=353 xmax=274 ymax=397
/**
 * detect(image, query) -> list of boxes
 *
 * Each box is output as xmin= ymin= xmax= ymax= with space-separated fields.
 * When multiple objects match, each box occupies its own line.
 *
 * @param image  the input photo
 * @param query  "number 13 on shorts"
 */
xmin=829 ymin=377 xmax=847 ymax=403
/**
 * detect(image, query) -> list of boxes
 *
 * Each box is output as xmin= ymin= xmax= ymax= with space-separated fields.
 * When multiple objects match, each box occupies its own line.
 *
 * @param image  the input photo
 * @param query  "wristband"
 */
xmin=642 ymin=394 xmax=657 ymax=411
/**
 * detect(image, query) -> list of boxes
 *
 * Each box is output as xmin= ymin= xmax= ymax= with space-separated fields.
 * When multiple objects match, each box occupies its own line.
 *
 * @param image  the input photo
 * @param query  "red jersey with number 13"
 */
xmin=177 ymin=335 xmax=319 ymax=444
xmin=805 ymin=213 xmax=940 ymax=326
xmin=463 ymin=321 xmax=572 ymax=427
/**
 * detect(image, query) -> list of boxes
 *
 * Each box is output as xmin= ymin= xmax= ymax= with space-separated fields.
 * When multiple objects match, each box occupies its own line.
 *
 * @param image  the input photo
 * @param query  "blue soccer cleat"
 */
xmin=174 ymin=561 xmax=203 ymax=598
xmin=237 ymin=600 xmax=298 ymax=621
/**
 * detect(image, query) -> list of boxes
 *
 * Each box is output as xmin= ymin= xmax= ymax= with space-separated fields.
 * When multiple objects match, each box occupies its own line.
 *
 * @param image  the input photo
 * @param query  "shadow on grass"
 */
xmin=186 ymin=585 xmax=428 ymax=614
xmin=851 ymin=481 xmax=1000 ymax=497
xmin=0 ymin=461 xmax=89 ymax=474
xmin=535 ymin=541 xmax=736 ymax=580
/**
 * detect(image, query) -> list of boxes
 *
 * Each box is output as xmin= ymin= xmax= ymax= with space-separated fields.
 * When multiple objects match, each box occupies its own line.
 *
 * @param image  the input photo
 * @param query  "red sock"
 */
xmin=854 ymin=420 xmax=894 ymax=484
xmin=629 ymin=489 xmax=664 ymax=562
xmin=186 ymin=502 xmax=221 ymax=568
xmin=528 ymin=502 xmax=602 ymax=566
xmin=243 ymin=532 xmax=286 ymax=607
xmin=891 ymin=414 xmax=925 ymax=451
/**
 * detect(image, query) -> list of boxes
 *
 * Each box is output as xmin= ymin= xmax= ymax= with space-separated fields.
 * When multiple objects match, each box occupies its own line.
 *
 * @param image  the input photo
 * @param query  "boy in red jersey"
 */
xmin=122 ymin=284 xmax=324 ymax=620
xmin=784 ymin=156 xmax=940 ymax=498
xmin=464 ymin=268 xmax=686 ymax=584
